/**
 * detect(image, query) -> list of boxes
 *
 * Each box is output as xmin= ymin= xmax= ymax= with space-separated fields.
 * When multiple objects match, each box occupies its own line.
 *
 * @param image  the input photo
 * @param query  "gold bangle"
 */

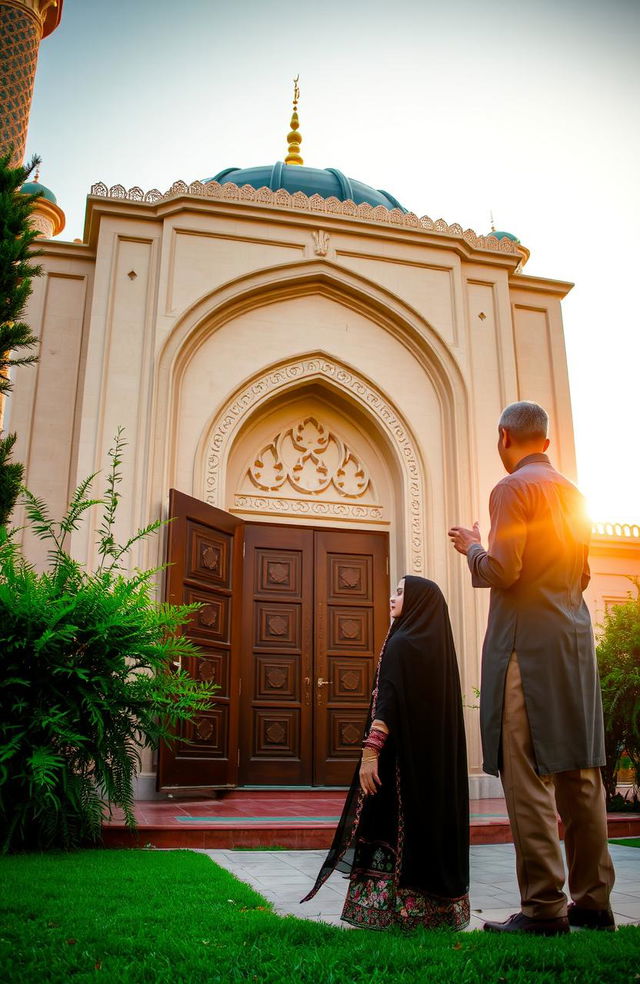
xmin=362 ymin=751 xmax=378 ymax=761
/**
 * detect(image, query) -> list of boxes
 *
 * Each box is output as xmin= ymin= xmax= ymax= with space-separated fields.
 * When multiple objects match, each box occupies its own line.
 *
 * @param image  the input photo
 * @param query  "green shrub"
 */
xmin=0 ymin=430 xmax=217 ymax=852
xmin=596 ymin=578 xmax=640 ymax=806
xmin=0 ymin=151 xmax=43 ymax=525
xmin=0 ymin=432 xmax=23 ymax=526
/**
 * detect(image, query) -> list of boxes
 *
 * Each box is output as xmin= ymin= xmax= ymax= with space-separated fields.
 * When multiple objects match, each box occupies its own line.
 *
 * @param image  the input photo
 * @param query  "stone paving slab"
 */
xmin=200 ymin=842 xmax=640 ymax=931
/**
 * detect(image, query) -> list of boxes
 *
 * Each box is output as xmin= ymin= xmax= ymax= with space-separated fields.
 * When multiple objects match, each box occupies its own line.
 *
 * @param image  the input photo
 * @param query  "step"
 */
xmin=101 ymin=791 xmax=640 ymax=849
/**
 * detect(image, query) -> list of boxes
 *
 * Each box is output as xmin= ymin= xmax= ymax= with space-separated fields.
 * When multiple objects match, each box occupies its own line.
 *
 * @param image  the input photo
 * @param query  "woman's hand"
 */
xmin=360 ymin=752 xmax=381 ymax=795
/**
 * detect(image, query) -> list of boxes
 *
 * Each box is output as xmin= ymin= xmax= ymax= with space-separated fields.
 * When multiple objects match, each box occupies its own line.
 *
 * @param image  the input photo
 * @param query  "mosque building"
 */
xmin=2 ymin=0 xmax=638 ymax=800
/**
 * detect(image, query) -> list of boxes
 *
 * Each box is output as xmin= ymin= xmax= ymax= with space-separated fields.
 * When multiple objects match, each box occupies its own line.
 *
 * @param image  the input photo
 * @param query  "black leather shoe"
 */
xmin=568 ymin=904 xmax=616 ymax=931
xmin=483 ymin=912 xmax=569 ymax=936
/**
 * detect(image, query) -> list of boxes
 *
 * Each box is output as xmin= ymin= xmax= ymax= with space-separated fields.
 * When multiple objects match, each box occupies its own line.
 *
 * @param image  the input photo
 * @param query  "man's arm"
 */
xmin=455 ymin=483 xmax=528 ymax=590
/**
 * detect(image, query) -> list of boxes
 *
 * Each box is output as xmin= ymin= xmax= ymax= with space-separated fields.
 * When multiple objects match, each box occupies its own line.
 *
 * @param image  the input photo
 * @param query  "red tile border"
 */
xmin=101 ymin=792 xmax=640 ymax=850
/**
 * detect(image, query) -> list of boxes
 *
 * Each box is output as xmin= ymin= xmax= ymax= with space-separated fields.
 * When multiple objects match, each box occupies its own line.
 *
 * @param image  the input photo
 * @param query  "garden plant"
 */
xmin=597 ymin=577 xmax=640 ymax=808
xmin=0 ymin=430 xmax=217 ymax=852
xmin=0 ymin=150 xmax=43 ymax=524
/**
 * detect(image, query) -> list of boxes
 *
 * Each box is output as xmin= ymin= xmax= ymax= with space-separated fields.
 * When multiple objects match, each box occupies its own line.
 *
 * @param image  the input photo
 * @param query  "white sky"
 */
xmin=25 ymin=0 xmax=640 ymax=523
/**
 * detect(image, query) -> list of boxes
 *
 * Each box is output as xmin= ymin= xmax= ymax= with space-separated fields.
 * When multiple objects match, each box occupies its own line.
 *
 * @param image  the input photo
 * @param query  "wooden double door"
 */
xmin=159 ymin=490 xmax=389 ymax=791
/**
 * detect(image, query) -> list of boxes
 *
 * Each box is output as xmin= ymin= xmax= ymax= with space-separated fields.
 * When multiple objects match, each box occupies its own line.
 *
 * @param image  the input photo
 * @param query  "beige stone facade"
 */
xmin=585 ymin=524 xmax=640 ymax=627
xmin=8 ymin=178 xmax=639 ymax=798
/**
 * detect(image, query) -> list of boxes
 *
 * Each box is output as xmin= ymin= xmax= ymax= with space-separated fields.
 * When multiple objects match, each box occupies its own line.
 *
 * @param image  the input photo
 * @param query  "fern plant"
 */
xmin=0 ymin=430 xmax=217 ymax=851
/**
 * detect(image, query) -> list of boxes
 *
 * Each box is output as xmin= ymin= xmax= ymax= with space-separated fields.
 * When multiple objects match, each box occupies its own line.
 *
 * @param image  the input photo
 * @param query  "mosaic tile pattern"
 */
xmin=0 ymin=5 xmax=42 ymax=164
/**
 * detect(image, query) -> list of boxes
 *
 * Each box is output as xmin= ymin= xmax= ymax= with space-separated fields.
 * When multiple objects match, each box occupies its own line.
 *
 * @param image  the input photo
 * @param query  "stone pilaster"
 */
xmin=0 ymin=0 xmax=63 ymax=164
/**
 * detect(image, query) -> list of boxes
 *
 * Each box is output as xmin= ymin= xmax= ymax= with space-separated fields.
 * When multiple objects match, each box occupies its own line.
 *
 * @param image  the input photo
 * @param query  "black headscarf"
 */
xmin=303 ymin=575 xmax=469 ymax=902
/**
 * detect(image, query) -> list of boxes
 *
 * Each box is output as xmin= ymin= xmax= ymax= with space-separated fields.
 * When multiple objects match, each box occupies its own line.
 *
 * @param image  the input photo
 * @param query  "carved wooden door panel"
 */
xmin=239 ymin=524 xmax=314 ymax=785
xmin=314 ymin=530 xmax=389 ymax=786
xmin=158 ymin=490 xmax=244 ymax=791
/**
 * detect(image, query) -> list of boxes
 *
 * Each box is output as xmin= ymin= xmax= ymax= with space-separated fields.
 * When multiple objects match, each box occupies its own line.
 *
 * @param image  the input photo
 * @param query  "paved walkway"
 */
xmin=201 ymin=842 xmax=640 ymax=930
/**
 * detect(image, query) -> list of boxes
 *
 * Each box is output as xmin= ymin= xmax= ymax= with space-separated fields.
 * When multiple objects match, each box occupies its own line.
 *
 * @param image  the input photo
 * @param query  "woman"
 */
xmin=302 ymin=575 xmax=470 ymax=930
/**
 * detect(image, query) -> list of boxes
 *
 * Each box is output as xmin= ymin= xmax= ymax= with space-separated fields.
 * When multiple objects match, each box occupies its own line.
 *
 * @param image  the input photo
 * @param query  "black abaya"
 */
xmin=302 ymin=576 xmax=470 ymax=929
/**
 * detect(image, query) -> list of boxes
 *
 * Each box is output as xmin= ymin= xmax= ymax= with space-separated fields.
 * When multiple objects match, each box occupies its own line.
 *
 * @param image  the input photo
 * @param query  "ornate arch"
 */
xmin=149 ymin=258 xmax=473 ymax=582
xmin=198 ymin=354 xmax=427 ymax=574
xmin=158 ymin=258 xmax=466 ymax=404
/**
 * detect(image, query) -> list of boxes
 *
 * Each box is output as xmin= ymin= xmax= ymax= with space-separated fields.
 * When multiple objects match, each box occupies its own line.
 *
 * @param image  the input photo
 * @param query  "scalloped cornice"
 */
xmin=88 ymin=179 xmax=520 ymax=257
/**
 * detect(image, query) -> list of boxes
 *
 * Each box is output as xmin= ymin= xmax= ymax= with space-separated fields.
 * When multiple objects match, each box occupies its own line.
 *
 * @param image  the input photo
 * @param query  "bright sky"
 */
xmin=25 ymin=0 xmax=640 ymax=524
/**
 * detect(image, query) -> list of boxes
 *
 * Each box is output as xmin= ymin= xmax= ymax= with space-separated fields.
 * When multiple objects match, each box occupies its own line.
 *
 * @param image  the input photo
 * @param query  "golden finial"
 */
xmin=284 ymin=75 xmax=303 ymax=167
xmin=490 ymin=210 xmax=496 ymax=233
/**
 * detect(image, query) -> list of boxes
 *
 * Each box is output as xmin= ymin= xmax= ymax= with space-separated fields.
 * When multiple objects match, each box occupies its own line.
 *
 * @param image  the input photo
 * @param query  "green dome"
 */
xmin=203 ymin=163 xmax=406 ymax=212
xmin=489 ymin=229 xmax=519 ymax=242
xmin=21 ymin=180 xmax=57 ymax=204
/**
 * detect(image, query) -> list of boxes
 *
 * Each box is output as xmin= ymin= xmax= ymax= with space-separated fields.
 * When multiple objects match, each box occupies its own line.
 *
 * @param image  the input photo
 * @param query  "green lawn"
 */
xmin=1 ymin=850 xmax=639 ymax=984
xmin=610 ymin=838 xmax=640 ymax=848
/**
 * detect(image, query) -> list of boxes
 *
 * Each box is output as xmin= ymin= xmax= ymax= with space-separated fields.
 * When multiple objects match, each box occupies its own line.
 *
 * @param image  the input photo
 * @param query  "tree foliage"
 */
xmin=0 ymin=431 xmax=23 ymax=526
xmin=0 ymin=151 xmax=43 ymax=526
xmin=0 ymin=150 xmax=42 ymax=388
xmin=0 ymin=430 xmax=217 ymax=852
xmin=596 ymin=578 xmax=640 ymax=806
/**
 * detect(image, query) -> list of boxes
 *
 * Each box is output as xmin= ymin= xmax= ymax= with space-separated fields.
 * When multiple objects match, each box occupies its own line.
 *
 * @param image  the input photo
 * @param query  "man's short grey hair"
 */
xmin=498 ymin=401 xmax=549 ymax=441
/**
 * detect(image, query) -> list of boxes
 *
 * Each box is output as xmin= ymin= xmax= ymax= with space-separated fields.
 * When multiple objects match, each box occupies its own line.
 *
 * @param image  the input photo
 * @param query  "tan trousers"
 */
xmin=500 ymin=652 xmax=615 ymax=919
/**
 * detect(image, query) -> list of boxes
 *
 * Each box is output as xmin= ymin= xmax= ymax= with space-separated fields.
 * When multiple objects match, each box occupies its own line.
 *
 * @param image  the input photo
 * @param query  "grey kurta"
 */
xmin=467 ymin=453 xmax=605 ymax=777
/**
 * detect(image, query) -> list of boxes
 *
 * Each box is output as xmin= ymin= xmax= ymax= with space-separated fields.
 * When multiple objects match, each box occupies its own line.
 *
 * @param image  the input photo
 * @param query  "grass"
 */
xmin=610 ymin=838 xmax=640 ymax=848
xmin=0 ymin=850 xmax=639 ymax=984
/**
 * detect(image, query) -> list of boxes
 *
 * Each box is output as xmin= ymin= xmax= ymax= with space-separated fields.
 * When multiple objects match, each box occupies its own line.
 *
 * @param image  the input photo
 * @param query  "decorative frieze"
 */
xmin=234 ymin=494 xmax=384 ymax=521
xmin=89 ymin=179 xmax=520 ymax=256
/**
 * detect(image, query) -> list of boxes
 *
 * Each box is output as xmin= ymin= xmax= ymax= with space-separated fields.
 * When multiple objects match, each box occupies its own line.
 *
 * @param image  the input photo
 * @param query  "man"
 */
xmin=449 ymin=401 xmax=615 ymax=935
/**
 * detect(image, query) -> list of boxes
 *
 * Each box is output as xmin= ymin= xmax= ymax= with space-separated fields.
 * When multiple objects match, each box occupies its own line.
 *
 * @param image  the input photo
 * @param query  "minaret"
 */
xmin=22 ymin=167 xmax=65 ymax=238
xmin=284 ymin=75 xmax=303 ymax=166
xmin=0 ymin=0 xmax=64 ymax=165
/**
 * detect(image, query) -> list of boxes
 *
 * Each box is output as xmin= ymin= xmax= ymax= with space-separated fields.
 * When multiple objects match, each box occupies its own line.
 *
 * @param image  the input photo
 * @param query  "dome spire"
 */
xmin=284 ymin=75 xmax=303 ymax=166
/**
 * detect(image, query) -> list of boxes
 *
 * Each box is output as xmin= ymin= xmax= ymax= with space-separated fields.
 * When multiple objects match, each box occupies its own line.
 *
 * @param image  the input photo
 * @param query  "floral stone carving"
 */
xmin=248 ymin=416 xmax=371 ymax=499
xmin=205 ymin=356 xmax=425 ymax=573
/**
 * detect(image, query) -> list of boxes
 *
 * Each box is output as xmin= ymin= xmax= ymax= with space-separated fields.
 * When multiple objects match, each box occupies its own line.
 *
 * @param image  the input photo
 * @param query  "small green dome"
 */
xmin=21 ymin=180 xmax=57 ymax=205
xmin=489 ymin=229 xmax=519 ymax=242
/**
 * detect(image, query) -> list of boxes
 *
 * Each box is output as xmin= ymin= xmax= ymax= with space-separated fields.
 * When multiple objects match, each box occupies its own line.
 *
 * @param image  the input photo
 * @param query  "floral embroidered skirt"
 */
xmin=341 ymin=842 xmax=470 ymax=931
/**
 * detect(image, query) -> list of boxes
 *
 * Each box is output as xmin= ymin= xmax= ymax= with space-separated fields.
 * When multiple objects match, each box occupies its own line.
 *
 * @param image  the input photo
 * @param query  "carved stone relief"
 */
xmin=234 ymin=495 xmax=384 ymax=521
xmin=312 ymin=229 xmax=330 ymax=256
xmin=248 ymin=416 xmax=371 ymax=499
xmin=203 ymin=357 xmax=426 ymax=573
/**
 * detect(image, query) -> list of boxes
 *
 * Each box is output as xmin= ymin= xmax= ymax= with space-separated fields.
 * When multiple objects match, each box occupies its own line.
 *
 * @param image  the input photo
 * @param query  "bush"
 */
xmin=0 ymin=431 xmax=23 ymax=526
xmin=0 ymin=431 xmax=217 ymax=852
xmin=596 ymin=578 xmax=640 ymax=807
